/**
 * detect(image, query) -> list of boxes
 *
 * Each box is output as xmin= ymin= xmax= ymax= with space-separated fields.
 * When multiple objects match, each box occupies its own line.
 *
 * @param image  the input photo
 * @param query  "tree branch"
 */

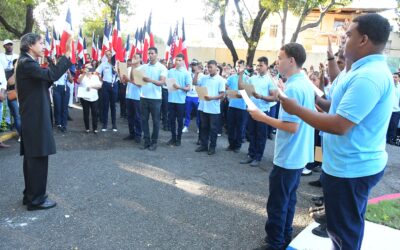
xmin=299 ymin=0 xmax=338 ymax=32
xmin=233 ymin=0 xmax=250 ymax=42
xmin=219 ymin=0 xmax=239 ymax=65
xmin=22 ymin=4 xmax=34 ymax=36
xmin=0 ymin=14 xmax=22 ymax=37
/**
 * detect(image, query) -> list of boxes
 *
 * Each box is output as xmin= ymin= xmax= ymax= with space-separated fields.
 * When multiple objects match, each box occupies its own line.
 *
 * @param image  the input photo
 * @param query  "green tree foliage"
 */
xmin=0 ymin=0 xmax=37 ymax=38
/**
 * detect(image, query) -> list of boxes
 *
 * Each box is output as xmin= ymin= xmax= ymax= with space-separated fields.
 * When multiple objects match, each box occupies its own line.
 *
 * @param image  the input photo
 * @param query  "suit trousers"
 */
xmin=23 ymin=156 xmax=49 ymax=206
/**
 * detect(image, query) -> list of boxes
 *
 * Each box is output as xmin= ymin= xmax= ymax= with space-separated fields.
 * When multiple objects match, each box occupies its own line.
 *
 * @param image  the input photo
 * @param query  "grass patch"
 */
xmin=366 ymin=199 xmax=400 ymax=230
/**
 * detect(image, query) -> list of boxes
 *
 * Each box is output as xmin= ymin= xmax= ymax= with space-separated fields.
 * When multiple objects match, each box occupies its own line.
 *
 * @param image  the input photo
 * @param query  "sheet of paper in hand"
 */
xmin=226 ymin=89 xmax=239 ymax=99
xmin=118 ymin=62 xmax=128 ymax=77
xmin=239 ymin=90 xmax=257 ymax=111
xmin=268 ymin=74 xmax=288 ymax=98
xmin=308 ymin=79 xmax=325 ymax=97
xmin=132 ymin=68 xmax=148 ymax=86
xmin=166 ymin=78 xmax=178 ymax=92
xmin=195 ymin=86 xmax=208 ymax=101
xmin=243 ymin=84 xmax=255 ymax=97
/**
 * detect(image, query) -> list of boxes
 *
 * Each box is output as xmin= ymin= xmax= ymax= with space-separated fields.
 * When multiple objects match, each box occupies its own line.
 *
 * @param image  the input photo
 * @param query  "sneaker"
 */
xmin=93 ymin=130 xmax=98 ymax=134
xmin=148 ymin=144 xmax=157 ymax=151
xmin=197 ymin=129 xmax=199 ymax=134
xmin=85 ymin=130 xmax=90 ymax=133
xmin=101 ymin=127 xmax=107 ymax=132
xmin=112 ymin=127 xmax=118 ymax=132
xmin=18 ymin=137 xmax=21 ymax=143
xmin=217 ymin=133 xmax=222 ymax=137
xmin=302 ymin=168 xmax=312 ymax=176
xmin=182 ymin=127 xmax=189 ymax=133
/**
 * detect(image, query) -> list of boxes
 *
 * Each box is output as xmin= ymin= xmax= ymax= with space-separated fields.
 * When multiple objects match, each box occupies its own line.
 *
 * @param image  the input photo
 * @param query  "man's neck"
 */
xmin=210 ymin=73 xmax=216 ymax=77
xmin=284 ymin=68 xmax=301 ymax=79
xmin=150 ymin=60 xmax=157 ymax=65
xmin=259 ymin=72 xmax=266 ymax=77
xmin=5 ymin=51 xmax=12 ymax=55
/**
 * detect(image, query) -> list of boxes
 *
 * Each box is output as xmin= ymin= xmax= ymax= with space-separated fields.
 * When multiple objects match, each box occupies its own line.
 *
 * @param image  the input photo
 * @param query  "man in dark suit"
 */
xmin=16 ymin=33 xmax=72 ymax=211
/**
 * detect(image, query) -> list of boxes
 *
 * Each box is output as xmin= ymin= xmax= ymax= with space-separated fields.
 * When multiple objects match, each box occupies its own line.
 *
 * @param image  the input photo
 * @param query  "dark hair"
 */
xmin=352 ymin=13 xmax=390 ymax=46
xmin=135 ymin=52 xmax=142 ymax=58
xmin=127 ymin=59 xmax=132 ymax=62
xmin=280 ymin=43 xmax=306 ymax=68
xmin=175 ymin=53 xmax=184 ymax=59
xmin=20 ymin=33 xmax=41 ymax=53
xmin=217 ymin=65 xmax=223 ymax=75
xmin=257 ymin=56 xmax=269 ymax=66
xmin=207 ymin=60 xmax=217 ymax=66
xmin=237 ymin=59 xmax=245 ymax=65
xmin=394 ymin=72 xmax=400 ymax=77
xmin=148 ymin=47 xmax=158 ymax=54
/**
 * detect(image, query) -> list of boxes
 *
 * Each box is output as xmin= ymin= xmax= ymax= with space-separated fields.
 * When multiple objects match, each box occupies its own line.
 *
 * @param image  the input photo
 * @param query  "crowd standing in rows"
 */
xmin=0 ymin=13 xmax=399 ymax=250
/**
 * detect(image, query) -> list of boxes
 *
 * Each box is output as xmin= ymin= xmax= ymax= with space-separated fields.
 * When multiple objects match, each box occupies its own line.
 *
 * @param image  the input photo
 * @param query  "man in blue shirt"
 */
xmin=239 ymin=57 xmax=277 ymax=167
xmin=122 ymin=53 xmax=142 ymax=144
xmin=52 ymin=66 xmax=73 ymax=133
xmin=226 ymin=59 xmax=247 ymax=153
xmin=96 ymin=50 xmax=118 ymax=132
xmin=280 ymin=14 xmax=393 ymax=250
xmin=167 ymin=54 xmax=191 ymax=146
xmin=139 ymin=47 xmax=168 ymax=151
xmin=195 ymin=60 xmax=225 ymax=155
xmin=249 ymin=43 xmax=315 ymax=250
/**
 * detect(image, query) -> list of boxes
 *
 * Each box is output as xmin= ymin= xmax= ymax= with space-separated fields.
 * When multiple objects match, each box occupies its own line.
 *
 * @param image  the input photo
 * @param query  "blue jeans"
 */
xmin=184 ymin=96 xmax=200 ymax=128
xmin=265 ymin=165 xmax=303 ymax=249
xmin=168 ymin=103 xmax=185 ymax=141
xmin=227 ymin=107 xmax=246 ymax=149
xmin=7 ymin=99 xmax=21 ymax=135
xmin=53 ymin=85 xmax=70 ymax=127
xmin=101 ymin=81 xmax=118 ymax=128
xmin=126 ymin=99 xmax=142 ymax=139
xmin=247 ymin=111 xmax=269 ymax=161
xmin=321 ymin=170 xmax=384 ymax=250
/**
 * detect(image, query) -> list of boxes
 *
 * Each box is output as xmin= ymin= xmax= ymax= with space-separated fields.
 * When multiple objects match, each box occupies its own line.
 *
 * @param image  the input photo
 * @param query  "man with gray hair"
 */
xmin=16 ymin=33 xmax=72 ymax=211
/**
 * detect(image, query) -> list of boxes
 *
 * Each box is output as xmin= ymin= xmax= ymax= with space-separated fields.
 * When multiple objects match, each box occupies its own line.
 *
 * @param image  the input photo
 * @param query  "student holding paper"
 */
xmin=166 ymin=54 xmax=191 ymax=146
xmin=239 ymin=56 xmax=277 ymax=167
xmin=248 ymin=43 xmax=315 ymax=250
xmin=139 ymin=47 xmax=168 ymax=151
xmin=278 ymin=14 xmax=393 ymax=250
xmin=195 ymin=60 xmax=225 ymax=155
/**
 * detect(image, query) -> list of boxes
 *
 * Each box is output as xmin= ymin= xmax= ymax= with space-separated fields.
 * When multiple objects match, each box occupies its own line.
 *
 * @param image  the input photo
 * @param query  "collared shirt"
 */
xmin=168 ymin=67 xmax=192 ymax=104
xmin=247 ymin=74 xmax=276 ymax=112
xmin=0 ymin=53 xmax=19 ymax=71
xmin=187 ymin=72 xmax=203 ymax=97
xmin=392 ymin=83 xmax=400 ymax=112
xmin=139 ymin=61 xmax=168 ymax=99
xmin=227 ymin=73 xmax=247 ymax=110
xmin=96 ymin=61 xmax=114 ymax=83
xmin=197 ymin=74 xmax=226 ymax=114
xmin=79 ymin=75 xmax=99 ymax=102
xmin=126 ymin=67 xmax=141 ymax=101
xmin=0 ymin=63 xmax=6 ymax=90
xmin=326 ymin=70 xmax=347 ymax=101
xmin=273 ymin=73 xmax=315 ymax=169
xmin=54 ymin=73 xmax=68 ymax=86
xmin=323 ymin=54 xmax=394 ymax=178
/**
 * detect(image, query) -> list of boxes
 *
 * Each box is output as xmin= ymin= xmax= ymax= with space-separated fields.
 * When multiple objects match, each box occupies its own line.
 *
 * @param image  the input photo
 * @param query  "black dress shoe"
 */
xmin=195 ymin=146 xmax=208 ymax=152
xmin=123 ymin=136 xmax=135 ymax=140
xmin=134 ymin=137 xmax=141 ymax=144
xmin=309 ymin=180 xmax=322 ymax=187
xmin=148 ymin=144 xmax=157 ymax=151
xmin=225 ymin=146 xmax=234 ymax=151
xmin=140 ymin=144 xmax=150 ymax=150
xmin=23 ymin=194 xmax=48 ymax=205
xmin=27 ymin=199 xmax=57 ymax=211
xmin=240 ymin=157 xmax=253 ymax=164
xmin=233 ymin=148 xmax=240 ymax=153
xmin=250 ymin=160 xmax=260 ymax=167
xmin=167 ymin=139 xmax=176 ymax=146
xmin=311 ymin=224 xmax=329 ymax=238
xmin=174 ymin=140 xmax=181 ymax=146
xmin=208 ymin=147 xmax=216 ymax=155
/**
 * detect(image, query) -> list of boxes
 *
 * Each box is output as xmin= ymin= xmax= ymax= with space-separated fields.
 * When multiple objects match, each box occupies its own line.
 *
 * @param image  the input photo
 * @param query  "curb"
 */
xmin=0 ymin=131 xmax=18 ymax=142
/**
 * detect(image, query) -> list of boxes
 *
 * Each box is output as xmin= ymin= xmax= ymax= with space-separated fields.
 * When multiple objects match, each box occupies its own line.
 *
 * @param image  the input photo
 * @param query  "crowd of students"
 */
xmin=0 ymin=13 xmax=399 ymax=250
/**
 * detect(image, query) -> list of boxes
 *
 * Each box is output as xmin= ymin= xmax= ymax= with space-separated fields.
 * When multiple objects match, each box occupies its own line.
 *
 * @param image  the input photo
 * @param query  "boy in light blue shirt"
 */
xmin=249 ymin=43 xmax=314 ymax=250
xmin=166 ymin=54 xmax=191 ymax=146
xmin=279 ymin=14 xmax=393 ymax=250
xmin=194 ymin=60 xmax=225 ymax=155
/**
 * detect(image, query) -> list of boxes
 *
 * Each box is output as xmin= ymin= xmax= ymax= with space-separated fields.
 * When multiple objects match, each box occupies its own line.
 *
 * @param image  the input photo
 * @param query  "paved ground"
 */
xmin=0 ymin=106 xmax=399 ymax=250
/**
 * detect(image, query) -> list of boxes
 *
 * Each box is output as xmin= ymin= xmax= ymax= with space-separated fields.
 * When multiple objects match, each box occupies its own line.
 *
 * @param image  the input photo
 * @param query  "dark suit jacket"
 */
xmin=16 ymin=53 xmax=72 ymax=157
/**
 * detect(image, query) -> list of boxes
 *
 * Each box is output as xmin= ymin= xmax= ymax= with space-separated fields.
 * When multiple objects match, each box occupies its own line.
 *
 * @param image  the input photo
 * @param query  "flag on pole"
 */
xmin=129 ymin=28 xmax=138 ymax=60
xmin=148 ymin=12 xmax=155 ymax=47
xmin=60 ymin=8 xmax=73 ymax=55
xmin=91 ymin=32 xmax=98 ymax=61
xmin=71 ymin=38 xmax=76 ymax=64
xmin=101 ymin=20 xmax=110 ymax=58
xmin=77 ymin=27 xmax=84 ymax=60
xmin=169 ymin=22 xmax=179 ymax=62
xmin=112 ymin=6 xmax=124 ymax=61
xmin=181 ymin=18 xmax=189 ymax=69
xmin=44 ymin=28 xmax=51 ymax=57
xmin=142 ymin=20 xmax=149 ymax=63
xmin=165 ymin=27 xmax=172 ymax=62
xmin=124 ymin=34 xmax=130 ymax=62
xmin=83 ymin=37 xmax=90 ymax=64
xmin=96 ymin=35 xmax=101 ymax=60
xmin=136 ymin=27 xmax=143 ymax=57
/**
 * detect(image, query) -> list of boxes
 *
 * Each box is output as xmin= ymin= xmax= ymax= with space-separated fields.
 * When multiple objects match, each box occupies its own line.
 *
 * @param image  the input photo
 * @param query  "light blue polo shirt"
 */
xmin=168 ymin=67 xmax=192 ymax=104
xmin=96 ymin=61 xmax=114 ymax=83
xmin=139 ymin=62 xmax=168 ymax=99
xmin=227 ymin=74 xmax=247 ymax=110
xmin=322 ymin=54 xmax=394 ymax=178
xmin=197 ymin=74 xmax=226 ymax=114
xmin=248 ymin=74 xmax=276 ymax=112
xmin=274 ymin=73 xmax=315 ymax=169
xmin=54 ymin=73 xmax=68 ymax=86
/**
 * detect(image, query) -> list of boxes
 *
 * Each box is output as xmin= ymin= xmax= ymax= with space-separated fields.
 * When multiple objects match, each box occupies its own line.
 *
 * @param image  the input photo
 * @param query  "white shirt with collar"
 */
xmin=0 ymin=53 xmax=19 ymax=71
xmin=0 ymin=63 xmax=6 ymax=90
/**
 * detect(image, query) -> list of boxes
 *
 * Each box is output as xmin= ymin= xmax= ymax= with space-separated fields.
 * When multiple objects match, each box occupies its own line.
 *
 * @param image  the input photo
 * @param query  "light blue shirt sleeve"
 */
xmin=336 ymin=78 xmax=381 ymax=124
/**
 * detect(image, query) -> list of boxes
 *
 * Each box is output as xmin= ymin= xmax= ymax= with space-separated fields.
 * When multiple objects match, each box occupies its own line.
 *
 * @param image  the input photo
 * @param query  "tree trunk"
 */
xmin=281 ymin=0 xmax=288 ymax=47
xmin=219 ymin=0 xmax=239 ymax=65
xmin=22 ymin=4 xmax=34 ymax=36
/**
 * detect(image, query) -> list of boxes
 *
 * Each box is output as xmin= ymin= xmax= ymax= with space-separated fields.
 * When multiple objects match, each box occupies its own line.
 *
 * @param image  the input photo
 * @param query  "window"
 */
xmin=333 ymin=18 xmax=346 ymax=32
xmin=269 ymin=24 xmax=278 ymax=38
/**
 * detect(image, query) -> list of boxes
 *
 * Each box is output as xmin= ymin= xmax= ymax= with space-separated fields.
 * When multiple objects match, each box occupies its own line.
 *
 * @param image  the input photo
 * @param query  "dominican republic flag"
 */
xmin=165 ymin=27 xmax=172 ymax=62
xmin=96 ymin=35 xmax=101 ymax=60
xmin=142 ymin=20 xmax=149 ymax=63
xmin=112 ymin=6 xmax=124 ymax=62
xmin=77 ymin=27 xmax=84 ymax=60
xmin=101 ymin=20 xmax=110 ymax=58
xmin=83 ymin=37 xmax=90 ymax=64
xmin=123 ymin=34 xmax=130 ymax=62
xmin=51 ymin=26 xmax=60 ymax=57
xmin=148 ymin=12 xmax=155 ymax=47
xmin=136 ymin=27 xmax=143 ymax=57
xmin=181 ymin=18 xmax=189 ymax=69
xmin=44 ymin=28 xmax=51 ymax=57
xmin=91 ymin=32 xmax=98 ymax=61
xmin=60 ymin=8 xmax=73 ymax=55
xmin=129 ymin=28 xmax=138 ymax=60
xmin=169 ymin=22 xmax=179 ymax=62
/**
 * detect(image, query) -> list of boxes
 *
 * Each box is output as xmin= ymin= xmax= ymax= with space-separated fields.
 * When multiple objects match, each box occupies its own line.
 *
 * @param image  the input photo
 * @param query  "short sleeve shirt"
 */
xmin=248 ymin=74 xmax=276 ymax=112
xmin=197 ymin=74 xmax=226 ymax=114
xmin=168 ymin=67 xmax=192 ymax=104
xmin=139 ymin=62 xmax=168 ymax=99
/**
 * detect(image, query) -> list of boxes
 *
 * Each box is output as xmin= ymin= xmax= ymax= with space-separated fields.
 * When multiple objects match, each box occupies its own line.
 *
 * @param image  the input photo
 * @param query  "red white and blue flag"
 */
xmin=112 ymin=6 xmax=124 ymax=62
xmin=60 ymin=8 xmax=73 ymax=55
xmin=77 ymin=27 xmax=84 ymax=60
xmin=44 ymin=28 xmax=51 ymax=57
xmin=181 ymin=18 xmax=189 ymax=69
